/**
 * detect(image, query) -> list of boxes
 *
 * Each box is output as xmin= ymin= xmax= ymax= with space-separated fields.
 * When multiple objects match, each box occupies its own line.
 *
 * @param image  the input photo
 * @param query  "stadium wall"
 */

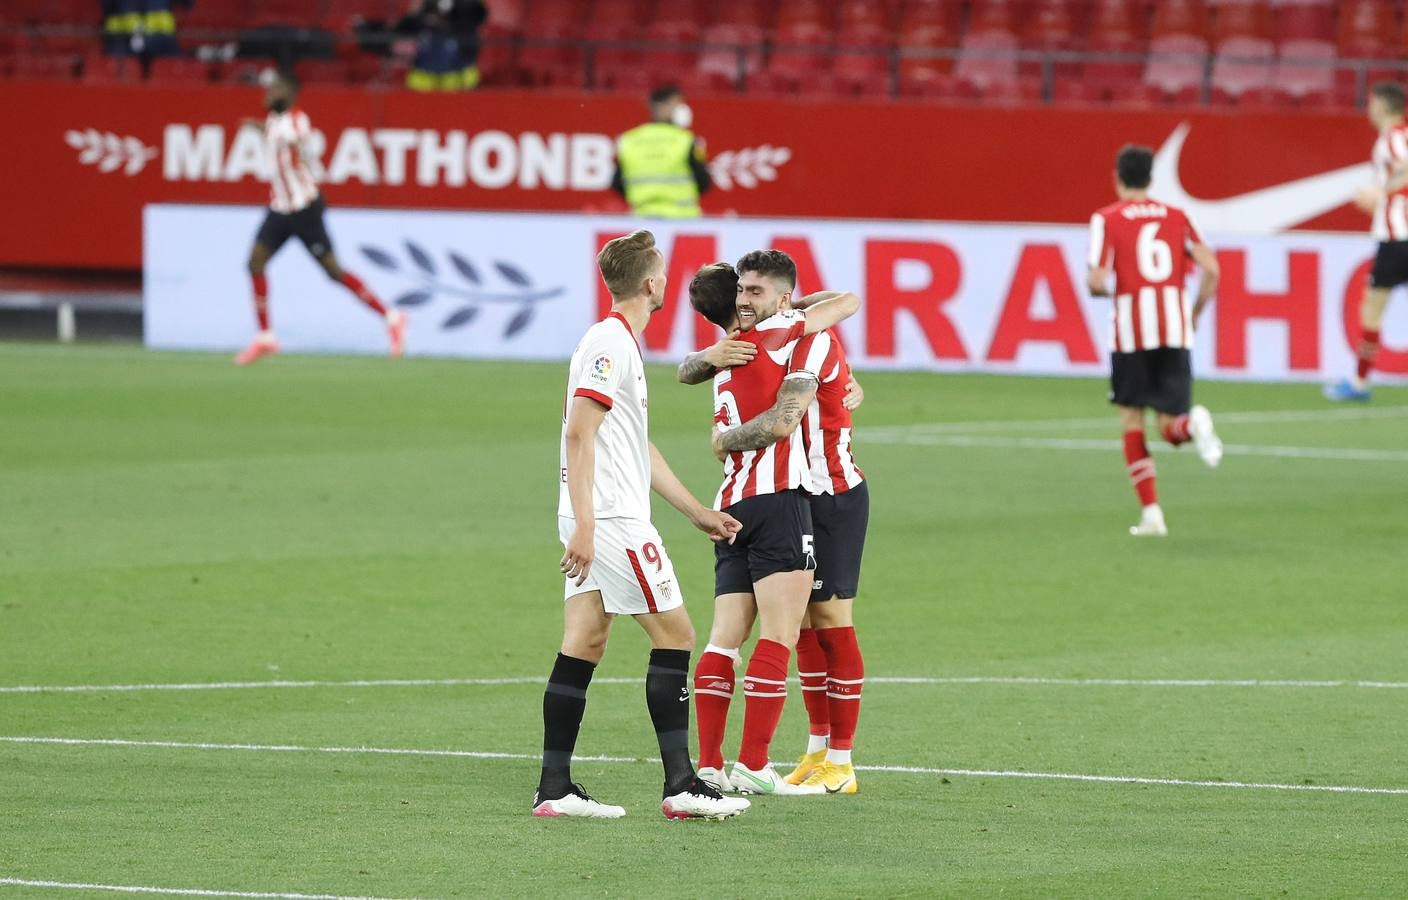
xmin=1 ymin=82 xmax=1375 ymax=270
xmin=144 ymin=205 xmax=1408 ymax=382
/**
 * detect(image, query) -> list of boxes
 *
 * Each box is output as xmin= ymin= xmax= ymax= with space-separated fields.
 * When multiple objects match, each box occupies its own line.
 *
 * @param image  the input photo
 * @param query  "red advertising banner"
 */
xmin=0 ymin=80 xmax=1378 ymax=270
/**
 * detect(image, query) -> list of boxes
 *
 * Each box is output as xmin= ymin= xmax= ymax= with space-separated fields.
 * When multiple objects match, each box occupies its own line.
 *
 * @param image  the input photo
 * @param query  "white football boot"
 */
xmin=531 ymin=784 xmax=626 ymax=819
xmin=729 ymin=761 xmax=803 ymax=796
xmin=696 ymin=766 xmax=735 ymax=794
xmin=1188 ymin=405 xmax=1223 ymax=468
xmin=661 ymin=777 xmax=751 ymax=820
xmin=1129 ymin=504 xmax=1168 ymax=537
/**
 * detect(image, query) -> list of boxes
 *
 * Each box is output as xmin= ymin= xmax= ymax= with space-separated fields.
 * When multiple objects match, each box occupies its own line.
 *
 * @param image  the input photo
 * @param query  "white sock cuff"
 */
xmin=703 ymin=644 xmax=741 ymax=663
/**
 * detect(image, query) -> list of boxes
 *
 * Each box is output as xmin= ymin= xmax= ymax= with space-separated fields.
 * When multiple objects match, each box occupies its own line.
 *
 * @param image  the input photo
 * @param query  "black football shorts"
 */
xmin=808 ymin=480 xmax=869 ymax=603
xmin=1109 ymin=348 xmax=1192 ymax=415
xmin=1370 ymin=240 xmax=1408 ymax=289
xmin=254 ymin=195 xmax=333 ymax=258
xmin=714 ymin=489 xmax=816 ymax=597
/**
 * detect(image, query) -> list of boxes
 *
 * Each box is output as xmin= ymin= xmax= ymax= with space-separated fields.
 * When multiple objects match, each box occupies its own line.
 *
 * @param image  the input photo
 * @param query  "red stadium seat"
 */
xmin=954 ymin=27 xmax=1020 ymax=92
xmin=1337 ymin=0 xmax=1393 ymax=59
xmin=1144 ymin=33 xmax=1208 ymax=97
xmin=82 ymin=54 xmax=132 ymax=84
xmin=320 ymin=0 xmax=398 ymax=30
xmin=836 ymin=1 xmax=891 ymax=35
xmin=768 ymin=22 xmax=833 ymax=80
xmin=146 ymin=57 xmax=213 ymax=86
xmin=652 ymin=0 xmax=706 ymax=29
xmin=178 ymin=0 xmax=252 ymax=33
xmin=1274 ymin=1 xmax=1333 ymax=44
xmin=639 ymin=21 xmax=700 ymax=74
xmin=967 ymin=0 xmax=1018 ymax=34
xmin=476 ymin=23 xmax=522 ymax=85
xmin=485 ymin=0 xmax=528 ymax=32
xmin=834 ymin=24 xmax=892 ymax=81
xmin=1150 ymin=0 xmax=1206 ymax=40
xmin=518 ymin=28 xmax=585 ymax=86
xmin=528 ymin=0 xmax=588 ymax=29
xmin=696 ymin=23 xmax=764 ymax=86
xmin=898 ymin=23 xmax=955 ymax=90
xmin=297 ymin=59 xmax=352 ymax=85
xmin=1209 ymin=0 xmax=1271 ymax=44
xmin=710 ymin=1 xmax=772 ymax=31
xmin=13 ymin=54 xmax=78 ymax=80
xmin=1210 ymin=35 xmax=1274 ymax=99
xmin=21 ymin=0 xmax=91 ymax=26
xmin=1023 ymin=0 xmax=1075 ymax=50
xmin=251 ymin=0 xmax=319 ymax=28
xmin=774 ymin=0 xmax=829 ymax=32
xmin=1272 ymin=39 xmax=1335 ymax=101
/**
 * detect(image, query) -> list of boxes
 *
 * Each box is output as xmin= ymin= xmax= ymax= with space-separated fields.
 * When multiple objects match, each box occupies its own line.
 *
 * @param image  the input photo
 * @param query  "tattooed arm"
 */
xmin=677 ymin=330 xmax=757 ymax=384
xmin=711 ymin=375 xmax=820 ymax=459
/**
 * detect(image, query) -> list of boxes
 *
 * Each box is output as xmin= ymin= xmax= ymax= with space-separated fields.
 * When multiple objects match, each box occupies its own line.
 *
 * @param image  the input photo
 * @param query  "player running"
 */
xmin=536 ymin=229 xmax=750 ymax=821
xmin=235 ymin=68 xmax=406 ymax=366
xmin=680 ymin=289 xmax=869 ymax=796
xmin=679 ymin=252 xmax=859 ymax=795
xmin=1088 ymin=145 xmax=1223 ymax=537
xmin=1327 ymin=83 xmax=1408 ymax=402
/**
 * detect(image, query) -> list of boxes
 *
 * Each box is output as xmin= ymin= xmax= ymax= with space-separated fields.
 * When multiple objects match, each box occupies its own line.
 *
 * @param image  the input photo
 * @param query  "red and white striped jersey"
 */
xmin=712 ymin=309 xmax=827 ymax=510
xmin=1088 ymin=198 xmax=1206 ymax=353
xmin=1371 ymin=122 xmax=1408 ymax=241
xmin=801 ymin=330 xmax=865 ymax=495
xmin=264 ymin=106 xmax=320 ymax=214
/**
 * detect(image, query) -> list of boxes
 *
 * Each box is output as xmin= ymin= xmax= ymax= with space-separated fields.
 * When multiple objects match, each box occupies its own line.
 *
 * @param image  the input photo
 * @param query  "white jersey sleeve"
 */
xmin=571 ymin=329 xmax=629 ymax=409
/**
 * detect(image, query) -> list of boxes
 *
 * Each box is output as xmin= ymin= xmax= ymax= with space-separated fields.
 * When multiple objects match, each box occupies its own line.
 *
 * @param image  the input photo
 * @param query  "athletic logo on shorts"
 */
xmin=656 ymin=580 xmax=673 ymax=601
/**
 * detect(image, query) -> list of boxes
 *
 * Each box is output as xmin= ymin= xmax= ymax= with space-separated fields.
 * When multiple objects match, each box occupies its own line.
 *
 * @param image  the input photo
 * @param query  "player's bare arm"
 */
xmin=799 ymin=291 xmax=860 ymax=335
xmin=560 ymin=395 xmax=608 ymax=586
xmin=1087 ymin=266 xmax=1112 ymax=297
xmin=788 ymin=290 xmax=844 ymax=311
xmin=712 ymin=375 xmax=820 ymax=460
xmin=647 ymin=443 xmax=741 ymax=543
xmin=1188 ymin=242 xmax=1220 ymax=325
xmin=677 ymin=330 xmax=756 ymax=384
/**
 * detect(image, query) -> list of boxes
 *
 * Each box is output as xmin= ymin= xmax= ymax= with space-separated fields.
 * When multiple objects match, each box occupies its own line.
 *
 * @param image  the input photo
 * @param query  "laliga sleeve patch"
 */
xmin=589 ymin=354 xmax=614 ymax=383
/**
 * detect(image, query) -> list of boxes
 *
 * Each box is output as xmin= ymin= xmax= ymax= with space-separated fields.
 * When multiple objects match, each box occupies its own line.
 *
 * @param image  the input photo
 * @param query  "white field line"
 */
xmin=0 ymin=877 xmax=415 ymax=900
xmin=863 ymin=432 xmax=1408 ymax=462
xmin=865 ymin=405 xmax=1408 ymax=435
xmin=2 ymin=735 xmax=1404 ymax=797
xmin=3 ymin=675 xmax=1408 ymax=695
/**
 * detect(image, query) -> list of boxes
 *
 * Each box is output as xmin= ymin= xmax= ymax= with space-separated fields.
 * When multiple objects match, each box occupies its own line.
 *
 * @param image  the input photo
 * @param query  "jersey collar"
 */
xmin=608 ymin=311 xmax=641 ymax=351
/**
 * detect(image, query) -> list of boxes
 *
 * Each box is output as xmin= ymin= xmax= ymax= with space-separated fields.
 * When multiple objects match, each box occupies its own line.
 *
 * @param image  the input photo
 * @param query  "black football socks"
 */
xmin=538 ymin=652 xmax=596 ymax=800
xmin=646 ymin=648 xmax=695 ymax=796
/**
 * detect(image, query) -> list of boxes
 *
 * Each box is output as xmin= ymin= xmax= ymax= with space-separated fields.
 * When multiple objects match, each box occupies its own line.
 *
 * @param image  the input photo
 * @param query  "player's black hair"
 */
xmin=650 ymin=84 xmax=681 ymax=106
xmin=1115 ymin=144 xmax=1154 ymax=190
xmin=736 ymin=249 xmax=797 ymax=290
xmin=1371 ymin=82 xmax=1406 ymax=113
xmin=689 ymin=262 xmax=739 ymax=329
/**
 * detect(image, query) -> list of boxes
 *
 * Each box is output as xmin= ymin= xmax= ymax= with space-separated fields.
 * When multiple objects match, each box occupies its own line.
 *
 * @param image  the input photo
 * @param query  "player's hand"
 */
xmin=691 ymin=508 xmax=741 ymax=544
xmin=1353 ymin=186 xmax=1383 ymax=214
xmin=843 ymin=375 xmax=865 ymax=411
xmin=711 ymin=426 xmax=728 ymax=462
xmin=560 ymin=524 xmax=595 ymax=587
xmin=702 ymin=330 xmax=756 ymax=369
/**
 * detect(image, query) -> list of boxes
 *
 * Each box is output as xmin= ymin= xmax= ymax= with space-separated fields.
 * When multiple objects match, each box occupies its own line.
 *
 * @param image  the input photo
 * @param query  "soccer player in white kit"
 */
xmin=534 ymin=229 xmax=750 ymax=821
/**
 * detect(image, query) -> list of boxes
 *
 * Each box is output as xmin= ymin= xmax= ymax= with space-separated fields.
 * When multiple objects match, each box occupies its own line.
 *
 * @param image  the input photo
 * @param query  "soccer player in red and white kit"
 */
xmin=1327 ymin=83 xmax=1408 ymax=402
xmin=235 ymin=69 xmax=406 ymax=366
xmin=537 ymin=230 xmax=749 ymax=821
xmin=678 ymin=253 xmax=859 ymax=795
xmin=681 ymin=287 xmax=869 ymax=795
xmin=1088 ymin=145 xmax=1223 ymax=537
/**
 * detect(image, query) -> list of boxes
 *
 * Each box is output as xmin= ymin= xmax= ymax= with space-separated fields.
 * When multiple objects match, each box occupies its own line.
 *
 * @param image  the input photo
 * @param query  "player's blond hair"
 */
xmin=597 ymin=229 xmax=662 ymax=298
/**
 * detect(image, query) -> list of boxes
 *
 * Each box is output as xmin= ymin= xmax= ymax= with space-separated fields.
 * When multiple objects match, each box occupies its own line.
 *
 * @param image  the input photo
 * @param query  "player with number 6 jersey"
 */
xmin=535 ymin=229 xmax=749 ymax=823
xmin=1088 ymin=145 xmax=1223 ymax=538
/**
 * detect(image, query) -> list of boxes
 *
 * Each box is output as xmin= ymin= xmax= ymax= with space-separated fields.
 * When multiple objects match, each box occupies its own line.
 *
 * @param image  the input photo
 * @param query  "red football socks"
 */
xmin=1358 ymin=328 xmax=1380 ymax=381
xmin=692 ymin=649 xmax=736 ymax=770
xmin=340 ymin=271 xmax=388 ymax=316
xmin=251 ymin=273 xmax=270 ymax=331
xmin=737 ymin=639 xmax=790 ymax=771
xmin=1160 ymin=415 xmax=1191 ymax=446
xmin=1124 ymin=430 xmax=1158 ymax=507
xmin=795 ymin=628 xmax=831 ymax=738
xmin=816 ymin=626 xmax=864 ymax=752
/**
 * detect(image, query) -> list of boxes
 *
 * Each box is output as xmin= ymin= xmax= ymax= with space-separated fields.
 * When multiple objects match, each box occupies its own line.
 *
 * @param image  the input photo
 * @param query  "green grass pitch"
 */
xmin=1 ymin=343 xmax=1406 ymax=898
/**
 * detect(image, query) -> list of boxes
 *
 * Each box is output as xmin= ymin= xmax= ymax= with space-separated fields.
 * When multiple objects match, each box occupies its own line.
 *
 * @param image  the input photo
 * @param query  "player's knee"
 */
xmin=758 ymin=622 xmax=801 ymax=649
xmin=247 ymin=256 xmax=264 ymax=276
xmin=562 ymin=634 xmax=607 ymax=664
xmin=654 ymin=620 xmax=695 ymax=651
xmin=319 ymin=256 xmax=343 ymax=281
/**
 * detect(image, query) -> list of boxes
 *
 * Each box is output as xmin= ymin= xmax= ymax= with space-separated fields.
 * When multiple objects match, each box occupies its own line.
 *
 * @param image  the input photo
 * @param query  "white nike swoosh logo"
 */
xmin=765 ymin=340 xmax=799 ymax=367
xmin=1152 ymin=123 xmax=1372 ymax=234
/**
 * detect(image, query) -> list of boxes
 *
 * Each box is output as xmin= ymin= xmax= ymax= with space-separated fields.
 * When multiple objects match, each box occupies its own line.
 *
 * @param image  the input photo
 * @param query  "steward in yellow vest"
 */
xmin=612 ymin=85 xmax=712 ymax=218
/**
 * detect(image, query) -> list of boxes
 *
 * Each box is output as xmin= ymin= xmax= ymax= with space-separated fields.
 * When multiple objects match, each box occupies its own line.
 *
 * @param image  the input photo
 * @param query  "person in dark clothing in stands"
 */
xmin=397 ymin=0 xmax=487 ymax=91
xmin=612 ymin=85 xmax=712 ymax=219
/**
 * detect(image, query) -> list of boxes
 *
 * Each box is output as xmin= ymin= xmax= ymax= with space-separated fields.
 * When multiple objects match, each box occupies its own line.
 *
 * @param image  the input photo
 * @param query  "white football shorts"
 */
xmin=558 ymin=516 xmax=685 ymax=616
